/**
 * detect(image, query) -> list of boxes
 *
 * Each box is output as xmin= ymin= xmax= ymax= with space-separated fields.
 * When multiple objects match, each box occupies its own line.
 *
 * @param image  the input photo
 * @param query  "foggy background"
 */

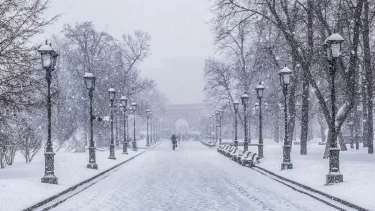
xmin=38 ymin=0 xmax=215 ymax=104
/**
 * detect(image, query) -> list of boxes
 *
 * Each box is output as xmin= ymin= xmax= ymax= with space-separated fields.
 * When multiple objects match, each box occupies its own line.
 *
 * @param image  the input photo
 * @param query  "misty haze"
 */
xmin=0 ymin=0 xmax=374 ymax=211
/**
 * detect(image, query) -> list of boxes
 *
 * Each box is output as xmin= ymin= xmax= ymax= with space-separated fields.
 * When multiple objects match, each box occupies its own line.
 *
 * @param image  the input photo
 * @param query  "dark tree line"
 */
xmin=204 ymin=0 xmax=375 ymax=157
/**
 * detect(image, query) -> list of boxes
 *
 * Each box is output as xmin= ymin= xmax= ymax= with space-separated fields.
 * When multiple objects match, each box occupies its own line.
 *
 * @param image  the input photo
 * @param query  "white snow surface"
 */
xmin=0 ymin=147 xmax=144 ymax=211
xmin=53 ymin=142 xmax=334 ymax=211
xmin=244 ymin=138 xmax=375 ymax=210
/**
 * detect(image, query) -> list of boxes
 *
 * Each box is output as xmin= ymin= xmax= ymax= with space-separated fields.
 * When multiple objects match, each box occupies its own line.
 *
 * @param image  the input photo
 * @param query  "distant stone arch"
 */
xmin=162 ymin=104 xmax=209 ymax=135
xmin=175 ymin=118 xmax=189 ymax=134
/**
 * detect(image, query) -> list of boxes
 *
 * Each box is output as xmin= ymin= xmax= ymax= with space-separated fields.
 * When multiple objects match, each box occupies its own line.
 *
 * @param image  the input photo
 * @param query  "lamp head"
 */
xmin=278 ymin=66 xmax=292 ymax=86
xmin=108 ymin=88 xmax=116 ymax=102
xmin=83 ymin=72 xmax=96 ymax=90
xmin=324 ymin=33 xmax=344 ymax=60
xmin=241 ymin=93 xmax=249 ymax=106
xmin=38 ymin=40 xmax=55 ymax=69
xmin=120 ymin=95 xmax=128 ymax=107
xmin=233 ymin=101 xmax=239 ymax=110
xmin=255 ymin=82 xmax=265 ymax=99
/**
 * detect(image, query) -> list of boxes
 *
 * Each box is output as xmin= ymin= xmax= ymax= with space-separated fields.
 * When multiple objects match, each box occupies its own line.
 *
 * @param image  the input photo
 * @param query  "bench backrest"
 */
xmin=244 ymin=151 xmax=252 ymax=158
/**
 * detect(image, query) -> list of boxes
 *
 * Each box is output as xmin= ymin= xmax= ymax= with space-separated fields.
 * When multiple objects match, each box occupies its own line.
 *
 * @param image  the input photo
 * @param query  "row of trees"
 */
xmin=204 ymin=0 xmax=375 ymax=157
xmin=0 ymin=0 xmax=167 ymax=169
xmin=49 ymin=21 xmax=161 ymax=151
xmin=0 ymin=0 xmax=56 ymax=167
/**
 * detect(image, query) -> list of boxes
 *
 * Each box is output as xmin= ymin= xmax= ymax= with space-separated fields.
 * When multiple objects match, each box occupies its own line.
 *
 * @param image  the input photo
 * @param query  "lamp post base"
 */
xmin=41 ymin=151 xmax=58 ymax=184
xmin=258 ymin=144 xmax=264 ymax=159
xmin=326 ymin=148 xmax=343 ymax=184
xmin=41 ymin=174 xmax=58 ymax=184
xmin=326 ymin=173 xmax=343 ymax=184
xmin=132 ymin=141 xmax=137 ymax=151
xmin=123 ymin=142 xmax=128 ymax=154
xmin=108 ymin=155 xmax=116 ymax=160
xmin=281 ymin=145 xmax=293 ymax=170
xmin=87 ymin=162 xmax=98 ymax=169
xmin=87 ymin=146 xmax=97 ymax=169
xmin=281 ymin=162 xmax=293 ymax=170
xmin=108 ymin=144 xmax=116 ymax=160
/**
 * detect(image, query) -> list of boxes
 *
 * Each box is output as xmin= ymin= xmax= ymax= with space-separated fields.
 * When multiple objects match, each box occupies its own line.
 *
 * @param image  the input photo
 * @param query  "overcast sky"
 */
xmin=40 ymin=0 xmax=215 ymax=104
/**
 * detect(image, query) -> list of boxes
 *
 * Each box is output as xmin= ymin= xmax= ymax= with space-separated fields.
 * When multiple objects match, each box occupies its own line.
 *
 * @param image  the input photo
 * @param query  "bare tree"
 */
xmin=211 ymin=0 xmax=364 ymax=158
xmin=19 ymin=127 xmax=41 ymax=163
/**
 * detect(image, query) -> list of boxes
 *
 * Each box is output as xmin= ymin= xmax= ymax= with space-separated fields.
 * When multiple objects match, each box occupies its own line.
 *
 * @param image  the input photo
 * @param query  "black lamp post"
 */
xmin=241 ymin=93 xmax=249 ymax=151
xmin=120 ymin=96 xmax=128 ymax=154
xmin=278 ymin=103 xmax=284 ymax=143
xmin=348 ymin=119 xmax=354 ymax=149
xmin=324 ymin=33 xmax=344 ymax=184
xmin=214 ymin=111 xmax=219 ymax=145
xmin=208 ymin=124 xmax=212 ymax=141
xmin=146 ymin=109 xmax=151 ymax=147
xmin=154 ymin=115 xmax=158 ymax=143
xmin=151 ymin=113 xmax=155 ymax=144
xmin=155 ymin=116 xmax=159 ymax=143
xmin=131 ymin=102 xmax=137 ymax=151
xmin=279 ymin=66 xmax=293 ymax=170
xmin=152 ymin=115 xmax=155 ymax=144
xmin=233 ymin=101 xmax=239 ymax=147
xmin=255 ymin=82 xmax=265 ymax=158
xmin=108 ymin=88 xmax=116 ymax=160
xmin=127 ymin=106 xmax=131 ymax=149
xmin=84 ymin=72 xmax=98 ymax=169
xmin=39 ymin=41 xmax=59 ymax=184
xmin=115 ymin=103 xmax=120 ymax=148
xmin=119 ymin=104 xmax=124 ymax=146
xmin=218 ymin=110 xmax=223 ymax=145
xmin=211 ymin=114 xmax=215 ymax=143
xmin=355 ymin=105 xmax=361 ymax=150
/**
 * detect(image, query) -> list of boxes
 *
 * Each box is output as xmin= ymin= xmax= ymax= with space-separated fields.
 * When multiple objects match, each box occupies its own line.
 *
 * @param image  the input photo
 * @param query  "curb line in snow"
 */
xmin=23 ymin=150 xmax=147 ymax=211
xmin=252 ymin=165 xmax=369 ymax=211
xmin=138 ymin=141 xmax=163 ymax=149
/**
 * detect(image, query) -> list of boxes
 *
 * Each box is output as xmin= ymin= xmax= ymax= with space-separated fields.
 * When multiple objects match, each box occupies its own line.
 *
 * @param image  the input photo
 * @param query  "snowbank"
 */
xmin=0 ymin=148 xmax=144 ymax=211
xmin=252 ymin=138 xmax=375 ymax=209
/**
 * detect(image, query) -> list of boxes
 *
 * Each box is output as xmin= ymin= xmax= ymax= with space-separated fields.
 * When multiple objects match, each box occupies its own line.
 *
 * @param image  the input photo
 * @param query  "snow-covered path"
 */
xmin=53 ymin=142 xmax=335 ymax=211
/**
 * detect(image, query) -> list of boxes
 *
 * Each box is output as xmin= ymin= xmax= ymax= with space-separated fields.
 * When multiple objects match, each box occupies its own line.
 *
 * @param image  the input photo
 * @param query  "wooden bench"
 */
xmin=241 ymin=152 xmax=258 ymax=167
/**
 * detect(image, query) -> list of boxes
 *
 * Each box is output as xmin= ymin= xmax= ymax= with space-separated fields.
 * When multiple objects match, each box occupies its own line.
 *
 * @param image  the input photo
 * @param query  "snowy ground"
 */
xmin=0 ymin=146 xmax=145 ymax=211
xmin=230 ymin=138 xmax=375 ymax=210
xmin=53 ymin=141 xmax=335 ymax=211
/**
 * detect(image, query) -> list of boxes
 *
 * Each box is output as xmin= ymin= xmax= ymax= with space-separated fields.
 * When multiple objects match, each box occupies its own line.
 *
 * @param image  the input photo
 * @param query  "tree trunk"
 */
xmin=362 ymin=83 xmax=368 ymax=147
xmin=300 ymin=72 xmax=309 ymax=155
xmin=287 ymin=65 xmax=299 ymax=146
xmin=308 ymin=117 xmax=314 ymax=142
xmin=317 ymin=111 xmax=327 ymax=143
xmin=363 ymin=0 xmax=374 ymax=153
xmin=273 ymin=111 xmax=280 ymax=143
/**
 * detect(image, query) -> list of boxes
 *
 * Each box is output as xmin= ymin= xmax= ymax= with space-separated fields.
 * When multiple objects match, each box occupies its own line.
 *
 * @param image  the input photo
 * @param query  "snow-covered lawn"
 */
xmin=0 ymin=147 xmax=145 ymax=211
xmin=234 ymin=138 xmax=375 ymax=210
